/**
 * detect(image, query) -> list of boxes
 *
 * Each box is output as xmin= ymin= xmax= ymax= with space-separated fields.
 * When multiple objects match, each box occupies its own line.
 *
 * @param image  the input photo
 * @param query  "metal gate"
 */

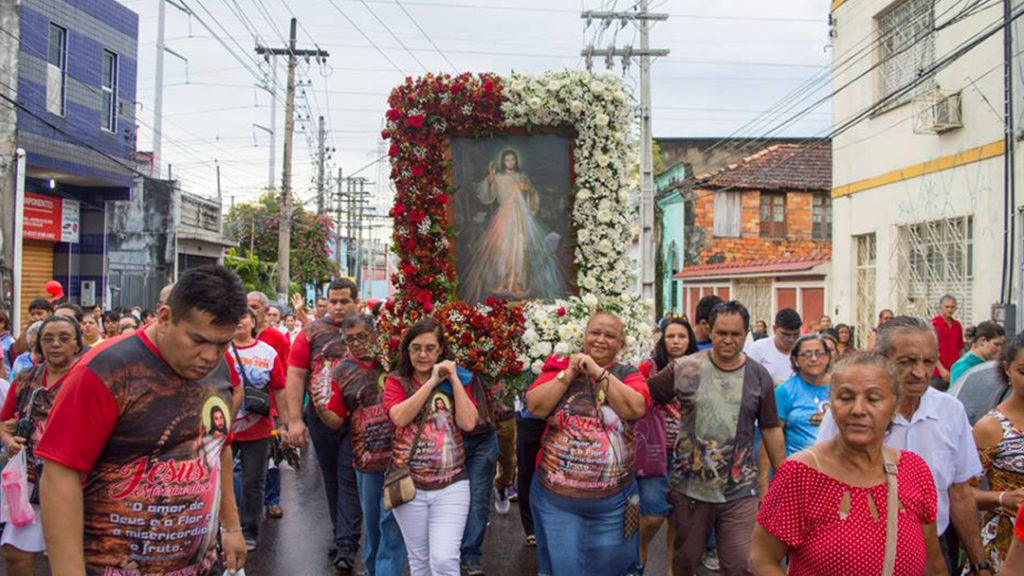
xmin=891 ymin=216 xmax=973 ymax=324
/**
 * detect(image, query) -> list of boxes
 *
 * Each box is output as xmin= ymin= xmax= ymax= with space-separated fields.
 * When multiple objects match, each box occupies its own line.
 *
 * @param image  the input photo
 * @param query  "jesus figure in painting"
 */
xmin=460 ymin=149 xmax=566 ymax=304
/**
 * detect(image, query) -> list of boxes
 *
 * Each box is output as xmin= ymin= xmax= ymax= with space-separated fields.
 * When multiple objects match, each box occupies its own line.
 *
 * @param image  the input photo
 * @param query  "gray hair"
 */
xmin=340 ymin=313 xmax=375 ymax=332
xmin=875 ymin=315 xmax=935 ymax=358
xmin=939 ymin=294 xmax=957 ymax=306
xmin=830 ymin=351 xmax=901 ymax=399
xmin=26 ymin=321 xmax=43 ymax=345
xmin=247 ymin=291 xmax=270 ymax=307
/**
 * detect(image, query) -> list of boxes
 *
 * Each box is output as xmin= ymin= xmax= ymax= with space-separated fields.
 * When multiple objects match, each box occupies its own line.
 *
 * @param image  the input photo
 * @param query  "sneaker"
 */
xmin=507 ymin=484 xmax=519 ymax=502
xmin=461 ymin=558 xmax=485 ymax=576
xmin=333 ymin=553 xmax=354 ymax=573
xmin=701 ymin=550 xmax=720 ymax=572
xmin=494 ymin=487 xmax=511 ymax=515
xmin=245 ymin=539 xmax=257 ymax=552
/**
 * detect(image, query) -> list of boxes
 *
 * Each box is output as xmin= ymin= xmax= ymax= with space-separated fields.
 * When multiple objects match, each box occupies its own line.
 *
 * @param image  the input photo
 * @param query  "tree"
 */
xmin=225 ymin=193 xmax=337 ymax=289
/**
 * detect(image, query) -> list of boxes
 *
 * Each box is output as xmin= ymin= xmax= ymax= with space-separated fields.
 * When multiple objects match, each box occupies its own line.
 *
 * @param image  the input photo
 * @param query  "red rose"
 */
xmin=404 ymin=238 xmax=416 ymax=251
xmin=483 ymin=79 xmax=494 ymax=92
xmin=409 ymin=210 xmax=425 ymax=224
xmin=460 ymin=332 xmax=473 ymax=346
xmin=411 ymin=165 xmax=425 ymax=177
xmin=388 ymin=144 xmax=399 ymax=157
xmin=381 ymin=129 xmax=391 ymax=140
xmin=485 ymin=296 xmax=497 ymax=307
xmin=408 ymin=114 xmax=425 ymax=128
xmin=436 ymin=193 xmax=449 ymax=205
xmin=389 ymin=337 xmax=400 ymax=349
xmin=422 ymin=301 xmax=434 ymax=314
xmin=391 ymin=202 xmax=406 ymax=218
xmin=557 ymin=307 xmax=566 ymax=317
xmin=386 ymin=109 xmax=401 ymax=121
xmin=401 ymin=262 xmax=416 ymax=277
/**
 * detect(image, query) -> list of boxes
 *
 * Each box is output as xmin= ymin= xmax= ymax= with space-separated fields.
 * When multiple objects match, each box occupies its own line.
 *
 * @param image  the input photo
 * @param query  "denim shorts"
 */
xmin=637 ymin=474 xmax=671 ymax=517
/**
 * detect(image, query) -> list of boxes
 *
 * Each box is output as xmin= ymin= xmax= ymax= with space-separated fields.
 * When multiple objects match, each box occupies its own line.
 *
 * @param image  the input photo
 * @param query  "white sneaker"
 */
xmin=701 ymin=551 xmax=720 ymax=572
xmin=495 ymin=487 xmax=511 ymax=515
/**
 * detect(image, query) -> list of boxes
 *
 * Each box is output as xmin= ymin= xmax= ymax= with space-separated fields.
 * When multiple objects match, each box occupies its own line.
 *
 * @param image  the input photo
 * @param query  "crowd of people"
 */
xmin=0 ymin=267 xmax=1023 ymax=576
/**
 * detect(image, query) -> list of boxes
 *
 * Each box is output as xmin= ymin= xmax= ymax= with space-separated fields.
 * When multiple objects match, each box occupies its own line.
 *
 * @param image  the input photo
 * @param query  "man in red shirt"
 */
xmin=931 ymin=294 xmax=965 ymax=391
xmin=248 ymin=291 xmax=291 ymax=362
xmin=286 ymin=278 xmax=363 ymax=571
xmin=35 ymin=265 xmax=249 ymax=576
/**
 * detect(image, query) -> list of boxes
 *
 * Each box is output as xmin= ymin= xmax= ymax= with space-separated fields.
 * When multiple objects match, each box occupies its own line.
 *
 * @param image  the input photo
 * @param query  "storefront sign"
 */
xmin=24 ymin=193 xmax=79 ymax=243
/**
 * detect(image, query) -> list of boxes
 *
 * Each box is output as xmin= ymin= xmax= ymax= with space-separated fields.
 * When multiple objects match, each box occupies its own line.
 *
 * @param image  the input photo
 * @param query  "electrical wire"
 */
xmin=393 ymin=0 xmax=460 ymax=73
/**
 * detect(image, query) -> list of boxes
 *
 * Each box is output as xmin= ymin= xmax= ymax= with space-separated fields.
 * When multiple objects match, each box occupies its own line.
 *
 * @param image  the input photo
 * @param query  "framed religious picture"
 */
xmin=449 ymin=134 xmax=575 ymax=305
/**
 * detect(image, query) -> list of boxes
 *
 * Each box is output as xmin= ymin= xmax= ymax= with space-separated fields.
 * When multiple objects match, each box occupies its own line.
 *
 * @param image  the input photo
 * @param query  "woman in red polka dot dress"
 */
xmin=750 ymin=352 xmax=946 ymax=576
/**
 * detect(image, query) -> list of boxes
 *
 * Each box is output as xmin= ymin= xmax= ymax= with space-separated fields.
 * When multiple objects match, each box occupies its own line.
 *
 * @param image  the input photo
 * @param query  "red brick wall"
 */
xmin=692 ymin=188 xmax=831 ymax=264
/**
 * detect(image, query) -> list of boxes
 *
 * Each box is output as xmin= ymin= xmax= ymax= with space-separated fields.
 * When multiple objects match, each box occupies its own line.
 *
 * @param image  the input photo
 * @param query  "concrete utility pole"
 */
xmin=256 ymin=18 xmax=329 ymax=299
xmin=335 ymin=167 xmax=344 ymax=273
xmin=582 ymin=2 xmax=668 ymax=303
xmin=254 ymin=58 xmax=278 ymax=191
xmin=316 ymin=115 xmax=326 ymax=214
xmin=152 ymin=0 xmax=189 ymax=179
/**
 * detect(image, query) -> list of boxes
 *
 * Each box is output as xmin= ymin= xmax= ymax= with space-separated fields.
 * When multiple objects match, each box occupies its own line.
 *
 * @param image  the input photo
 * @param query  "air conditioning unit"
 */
xmin=913 ymin=91 xmax=963 ymax=134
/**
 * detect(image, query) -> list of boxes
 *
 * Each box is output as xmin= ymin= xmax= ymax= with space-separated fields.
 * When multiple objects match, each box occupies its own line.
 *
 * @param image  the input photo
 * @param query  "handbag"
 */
xmin=232 ymin=345 xmax=271 ymax=417
xmin=881 ymin=448 xmax=900 ymax=576
xmin=383 ymin=388 xmax=429 ymax=511
xmin=633 ymin=406 xmax=668 ymax=478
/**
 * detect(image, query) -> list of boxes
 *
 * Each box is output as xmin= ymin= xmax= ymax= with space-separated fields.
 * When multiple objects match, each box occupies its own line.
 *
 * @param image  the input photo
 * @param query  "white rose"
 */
xmin=533 ymin=309 xmax=548 ymax=324
xmin=554 ymin=342 xmax=571 ymax=356
xmin=557 ymin=325 xmax=575 ymax=341
xmin=597 ymin=210 xmax=613 ymax=223
xmin=577 ymin=229 xmax=591 ymax=243
xmin=582 ymin=293 xmax=599 ymax=307
xmin=569 ymin=100 xmax=583 ymax=114
xmin=582 ymin=276 xmax=598 ymax=291
xmin=598 ymin=239 xmax=613 ymax=253
xmin=531 ymin=359 xmax=545 ymax=375
xmin=528 ymin=96 xmax=543 ymax=109
xmin=577 ymin=188 xmax=591 ymax=200
xmin=523 ymin=328 xmax=539 ymax=345
xmin=595 ymin=114 xmax=609 ymax=127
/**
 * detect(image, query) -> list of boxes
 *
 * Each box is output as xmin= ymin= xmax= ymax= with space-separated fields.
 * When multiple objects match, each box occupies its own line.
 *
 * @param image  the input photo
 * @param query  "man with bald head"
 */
xmin=158 ymin=283 xmax=175 ymax=307
xmin=817 ymin=316 xmax=989 ymax=575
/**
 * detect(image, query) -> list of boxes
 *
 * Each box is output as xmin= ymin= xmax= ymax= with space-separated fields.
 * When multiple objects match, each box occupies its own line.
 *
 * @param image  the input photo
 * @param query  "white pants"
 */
xmin=391 ymin=480 xmax=470 ymax=576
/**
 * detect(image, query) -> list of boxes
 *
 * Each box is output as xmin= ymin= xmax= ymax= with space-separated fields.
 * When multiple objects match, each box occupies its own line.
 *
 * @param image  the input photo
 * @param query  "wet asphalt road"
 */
xmin=8 ymin=450 xmax=695 ymax=576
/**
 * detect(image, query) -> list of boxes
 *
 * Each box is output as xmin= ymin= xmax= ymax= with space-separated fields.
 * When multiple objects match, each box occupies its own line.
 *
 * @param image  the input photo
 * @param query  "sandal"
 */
xmin=526 ymin=535 xmax=536 ymax=547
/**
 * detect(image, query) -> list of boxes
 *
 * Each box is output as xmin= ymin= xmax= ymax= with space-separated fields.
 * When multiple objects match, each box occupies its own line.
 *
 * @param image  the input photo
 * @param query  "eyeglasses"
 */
xmin=799 ymin=350 xmax=829 ymax=360
xmin=347 ymin=332 xmax=370 ymax=343
xmin=40 ymin=335 xmax=74 ymax=346
xmin=410 ymin=344 xmax=439 ymax=357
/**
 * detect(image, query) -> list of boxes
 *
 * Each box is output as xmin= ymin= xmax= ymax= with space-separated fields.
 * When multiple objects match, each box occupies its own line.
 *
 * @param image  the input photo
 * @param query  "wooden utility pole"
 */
xmin=256 ymin=18 xmax=328 ymax=299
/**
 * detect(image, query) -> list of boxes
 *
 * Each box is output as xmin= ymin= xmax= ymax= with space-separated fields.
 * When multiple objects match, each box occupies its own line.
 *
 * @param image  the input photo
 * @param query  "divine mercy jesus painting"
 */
xmin=451 ymin=134 xmax=574 ymax=305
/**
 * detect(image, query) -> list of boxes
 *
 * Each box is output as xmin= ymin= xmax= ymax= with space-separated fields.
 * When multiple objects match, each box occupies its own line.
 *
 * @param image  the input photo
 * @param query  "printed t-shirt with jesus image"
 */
xmin=36 ymin=330 xmax=238 ymax=576
xmin=327 ymin=357 xmax=394 ymax=472
xmin=383 ymin=374 xmax=476 ymax=490
xmin=530 ymin=356 xmax=651 ymax=500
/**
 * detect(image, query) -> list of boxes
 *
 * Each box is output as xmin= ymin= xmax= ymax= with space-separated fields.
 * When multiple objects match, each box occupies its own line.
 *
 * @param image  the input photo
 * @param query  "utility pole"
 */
xmin=254 ymin=58 xmax=278 ymax=191
xmin=582 ymin=2 xmax=668 ymax=304
xmin=1002 ymin=0 xmax=1017 ymax=305
xmin=335 ymin=168 xmax=344 ymax=274
xmin=316 ymin=115 xmax=326 ymax=214
xmin=355 ymin=178 xmax=365 ymax=289
xmin=152 ymin=0 xmax=188 ymax=180
xmin=256 ymin=19 xmax=329 ymax=299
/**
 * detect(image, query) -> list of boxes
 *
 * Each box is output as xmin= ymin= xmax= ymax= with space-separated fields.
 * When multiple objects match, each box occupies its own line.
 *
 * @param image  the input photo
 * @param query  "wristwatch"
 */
xmin=556 ymin=370 xmax=567 ymax=383
xmin=972 ymin=561 xmax=993 ymax=574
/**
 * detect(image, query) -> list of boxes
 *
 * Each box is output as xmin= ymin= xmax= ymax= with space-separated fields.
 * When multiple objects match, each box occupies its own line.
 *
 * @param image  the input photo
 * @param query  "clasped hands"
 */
xmin=562 ymin=354 xmax=607 ymax=384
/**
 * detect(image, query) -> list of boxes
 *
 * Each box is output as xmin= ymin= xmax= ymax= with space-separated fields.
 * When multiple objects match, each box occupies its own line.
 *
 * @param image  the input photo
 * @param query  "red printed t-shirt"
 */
xmin=383 ymin=375 xmax=475 ymax=490
xmin=228 ymin=340 xmax=285 ymax=442
xmin=288 ymin=319 xmax=348 ymax=412
xmin=932 ymin=315 xmax=965 ymax=374
xmin=531 ymin=357 xmax=650 ymax=500
xmin=326 ymin=357 xmax=393 ymax=472
xmin=35 ymin=330 xmax=239 ymax=576
xmin=1 ymin=365 xmax=67 ymax=483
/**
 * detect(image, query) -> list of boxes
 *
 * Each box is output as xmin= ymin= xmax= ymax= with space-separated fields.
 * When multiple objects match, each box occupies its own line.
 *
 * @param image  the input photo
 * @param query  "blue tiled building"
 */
xmin=15 ymin=0 xmax=137 ymax=317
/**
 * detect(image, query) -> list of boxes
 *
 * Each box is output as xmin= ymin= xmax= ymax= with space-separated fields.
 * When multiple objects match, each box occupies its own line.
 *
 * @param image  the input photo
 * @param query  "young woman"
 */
xmin=971 ymin=332 xmax=1024 ymax=571
xmin=836 ymin=323 xmax=856 ymax=358
xmin=636 ymin=317 xmax=697 ymax=572
xmin=227 ymin=308 xmax=286 ymax=551
xmin=0 ymin=315 xmax=83 ymax=576
xmin=384 ymin=318 xmax=479 ymax=576
xmin=774 ymin=334 xmax=832 ymax=456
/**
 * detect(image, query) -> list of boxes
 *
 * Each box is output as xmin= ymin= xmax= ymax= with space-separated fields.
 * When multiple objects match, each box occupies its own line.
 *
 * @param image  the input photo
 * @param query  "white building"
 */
xmin=829 ymin=0 xmax=1022 ymax=343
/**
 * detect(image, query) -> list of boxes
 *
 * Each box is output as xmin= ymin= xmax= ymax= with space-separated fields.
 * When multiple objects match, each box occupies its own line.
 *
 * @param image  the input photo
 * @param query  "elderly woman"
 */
xmin=970 ymin=332 xmax=1024 ymax=571
xmin=0 ymin=315 xmax=82 ymax=576
xmin=526 ymin=311 xmax=650 ymax=576
xmin=384 ymin=317 xmax=479 ymax=576
xmin=751 ymin=352 xmax=946 ymax=576
xmin=774 ymin=334 xmax=832 ymax=456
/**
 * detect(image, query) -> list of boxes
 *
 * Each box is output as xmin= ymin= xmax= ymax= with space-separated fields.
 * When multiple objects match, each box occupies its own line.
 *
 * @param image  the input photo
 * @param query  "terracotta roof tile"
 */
xmin=697 ymin=143 xmax=832 ymax=191
xmin=672 ymin=254 xmax=831 ymax=279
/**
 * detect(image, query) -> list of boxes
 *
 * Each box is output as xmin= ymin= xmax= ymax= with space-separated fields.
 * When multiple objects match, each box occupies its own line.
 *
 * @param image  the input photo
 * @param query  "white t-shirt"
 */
xmin=746 ymin=336 xmax=794 ymax=384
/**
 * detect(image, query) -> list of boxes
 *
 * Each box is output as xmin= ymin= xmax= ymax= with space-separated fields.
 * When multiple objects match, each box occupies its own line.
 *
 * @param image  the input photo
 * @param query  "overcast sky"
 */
xmin=121 ymin=0 xmax=831 ymax=215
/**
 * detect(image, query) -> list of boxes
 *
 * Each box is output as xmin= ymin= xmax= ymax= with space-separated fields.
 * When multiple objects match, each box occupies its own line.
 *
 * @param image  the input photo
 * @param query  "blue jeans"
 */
xmin=265 ymin=466 xmax=281 ymax=506
xmin=460 ymin=430 xmax=499 ymax=563
xmin=355 ymin=470 xmax=407 ymax=576
xmin=531 ymin=478 xmax=639 ymax=576
xmin=306 ymin=407 xmax=362 ymax=559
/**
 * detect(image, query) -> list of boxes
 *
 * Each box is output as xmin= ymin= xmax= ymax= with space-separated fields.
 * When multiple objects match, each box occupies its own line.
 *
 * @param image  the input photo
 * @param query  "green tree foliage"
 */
xmin=225 ymin=193 xmax=337 ymax=287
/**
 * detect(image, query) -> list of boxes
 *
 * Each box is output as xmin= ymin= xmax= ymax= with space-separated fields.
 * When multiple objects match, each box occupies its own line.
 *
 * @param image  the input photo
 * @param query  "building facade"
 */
xmin=829 ymin=0 xmax=1021 ymax=343
xmin=655 ymin=163 xmax=686 ymax=316
xmin=9 ymin=0 xmax=138 ymax=324
xmin=673 ymin=143 xmax=833 ymax=330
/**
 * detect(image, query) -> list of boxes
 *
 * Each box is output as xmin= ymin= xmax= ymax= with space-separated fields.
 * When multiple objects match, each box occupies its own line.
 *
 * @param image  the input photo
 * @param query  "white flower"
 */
xmin=531 ymin=359 xmax=545 ymax=375
xmin=597 ymin=239 xmax=613 ymax=253
xmin=577 ymin=188 xmax=592 ymax=200
xmin=557 ymin=325 xmax=575 ymax=341
xmin=569 ymin=100 xmax=583 ymax=113
xmin=528 ymin=96 xmax=543 ymax=109
xmin=597 ymin=210 xmax=613 ymax=223
xmin=582 ymin=293 xmax=599 ymax=307
xmin=554 ymin=342 xmax=571 ymax=356
xmin=595 ymin=114 xmax=609 ymax=127
xmin=523 ymin=328 xmax=539 ymax=345
xmin=577 ymin=229 xmax=590 ymax=243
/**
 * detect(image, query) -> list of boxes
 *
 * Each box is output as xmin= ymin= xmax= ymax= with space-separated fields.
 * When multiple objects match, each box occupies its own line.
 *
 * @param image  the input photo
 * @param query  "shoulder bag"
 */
xmin=881 ymin=448 xmax=900 ymax=576
xmin=232 ymin=345 xmax=272 ymax=417
xmin=383 ymin=380 xmax=429 ymax=510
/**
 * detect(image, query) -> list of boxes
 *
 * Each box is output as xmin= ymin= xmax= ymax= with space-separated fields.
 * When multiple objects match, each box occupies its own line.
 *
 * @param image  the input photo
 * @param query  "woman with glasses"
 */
xmin=526 ymin=311 xmax=650 ymax=576
xmin=773 ymin=334 xmax=833 ymax=457
xmin=0 ymin=315 xmax=82 ymax=576
xmin=384 ymin=318 xmax=479 ymax=576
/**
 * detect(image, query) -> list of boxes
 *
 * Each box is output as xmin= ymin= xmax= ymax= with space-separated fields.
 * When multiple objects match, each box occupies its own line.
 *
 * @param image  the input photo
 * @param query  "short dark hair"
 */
xmin=102 ymin=310 xmax=121 ymax=324
xmin=168 ymin=265 xmax=247 ymax=327
xmin=775 ymin=308 xmax=803 ymax=331
xmin=328 ymin=278 xmax=359 ymax=300
xmin=397 ymin=317 xmax=451 ymax=378
xmin=55 ymin=302 xmax=84 ymax=322
xmin=653 ymin=317 xmax=698 ymax=371
xmin=316 ymin=296 xmax=329 ymax=304
xmin=34 ymin=314 xmax=83 ymax=358
xmin=28 ymin=298 xmax=53 ymax=313
xmin=708 ymin=300 xmax=750 ymax=332
xmin=0 ymin=309 xmax=9 ymax=332
xmin=695 ymin=295 xmax=724 ymax=324
xmin=1001 ymin=332 xmax=1024 ymax=384
xmin=141 ymin=309 xmax=156 ymax=322
xmin=973 ymin=321 xmax=1006 ymax=345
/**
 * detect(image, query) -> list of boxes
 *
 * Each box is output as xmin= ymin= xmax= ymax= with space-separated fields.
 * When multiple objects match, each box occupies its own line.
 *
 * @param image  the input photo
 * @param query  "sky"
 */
xmin=121 ymin=0 xmax=832 ymax=224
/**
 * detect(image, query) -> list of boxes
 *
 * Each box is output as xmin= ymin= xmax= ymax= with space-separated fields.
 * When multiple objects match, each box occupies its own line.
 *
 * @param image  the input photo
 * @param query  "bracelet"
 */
xmin=219 ymin=526 xmax=243 ymax=534
xmin=999 ymin=491 xmax=1007 ymax=508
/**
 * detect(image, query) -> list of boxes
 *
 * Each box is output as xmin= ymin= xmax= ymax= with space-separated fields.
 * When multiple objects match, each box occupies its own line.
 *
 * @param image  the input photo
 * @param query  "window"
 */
xmin=877 ymin=0 xmax=935 ymax=105
xmin=46 ymin=24 xmax=67 ymax=116
xmin=759 ymin=192 xmax=787 ymax=238
xmin=855 ymin=234 xmax=876 ymax=348
xmin=893 ymin=216 xmax=974 ymax=323
xmin=812 ymin=194 xmax=832 ymax=240
xmin=713 ymin=191 xmax=741 ymax=237
xmin=101 ymin=51 xmax=118 ymax=131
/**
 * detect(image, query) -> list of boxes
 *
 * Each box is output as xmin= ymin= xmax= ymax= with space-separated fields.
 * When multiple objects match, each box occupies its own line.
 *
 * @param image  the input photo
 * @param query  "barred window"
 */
xmin=877 ymin=0 xmax=935 ymax=105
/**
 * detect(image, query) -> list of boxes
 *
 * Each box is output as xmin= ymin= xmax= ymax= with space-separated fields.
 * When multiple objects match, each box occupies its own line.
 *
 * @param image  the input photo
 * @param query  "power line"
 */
xmin=323 ymin=0 xmax=409 ymax=75
xmin=357 ymin=0 xmax=430 ymax=72
xmin=393 ymin=0 xmax=459 ymax=73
